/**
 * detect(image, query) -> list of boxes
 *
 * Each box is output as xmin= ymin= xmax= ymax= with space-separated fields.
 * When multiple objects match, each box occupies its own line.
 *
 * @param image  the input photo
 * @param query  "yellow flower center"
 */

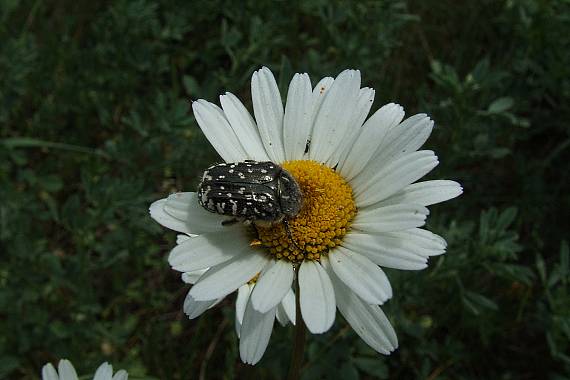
xmin=255 ymin=160 xmax=357 ymax=262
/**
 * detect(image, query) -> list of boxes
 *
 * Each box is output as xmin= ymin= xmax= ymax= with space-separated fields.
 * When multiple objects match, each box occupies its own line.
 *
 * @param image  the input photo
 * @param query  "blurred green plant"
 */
xmin=1 ymin=0 xmax=569 ymax=379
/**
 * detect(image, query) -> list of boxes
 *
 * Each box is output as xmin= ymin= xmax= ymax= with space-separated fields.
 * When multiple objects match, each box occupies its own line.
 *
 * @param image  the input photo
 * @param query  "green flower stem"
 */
xmin=287 ymin=270 xmax=306 ymax=380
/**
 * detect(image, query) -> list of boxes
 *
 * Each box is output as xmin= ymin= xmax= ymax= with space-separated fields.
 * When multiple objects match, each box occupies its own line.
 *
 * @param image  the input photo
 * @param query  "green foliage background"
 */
xmin=1 ymin=0 xmax=569 ymax=379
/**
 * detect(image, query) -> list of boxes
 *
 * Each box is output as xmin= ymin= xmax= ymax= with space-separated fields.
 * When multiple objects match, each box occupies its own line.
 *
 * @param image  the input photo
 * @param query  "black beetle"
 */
xmin=197 ymin=160 xmax=303 ymax=226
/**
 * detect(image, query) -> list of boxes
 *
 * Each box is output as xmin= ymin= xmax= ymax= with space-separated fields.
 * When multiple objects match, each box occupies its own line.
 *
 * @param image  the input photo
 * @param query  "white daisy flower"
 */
xmin=150 ymin=67 xmax=462 ymax=364
xmin=42 ymin=360 xmax=128 ymax=380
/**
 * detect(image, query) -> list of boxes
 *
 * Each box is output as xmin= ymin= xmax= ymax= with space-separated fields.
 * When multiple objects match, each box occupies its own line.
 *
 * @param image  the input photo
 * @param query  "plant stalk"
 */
xmin=287 ymin=269 xmax=306 ymax=380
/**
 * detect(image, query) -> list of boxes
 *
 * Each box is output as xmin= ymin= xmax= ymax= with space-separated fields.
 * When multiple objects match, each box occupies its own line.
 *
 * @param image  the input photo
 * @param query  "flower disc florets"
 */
xmin=255 ymin=160 xmax=357 ymax=262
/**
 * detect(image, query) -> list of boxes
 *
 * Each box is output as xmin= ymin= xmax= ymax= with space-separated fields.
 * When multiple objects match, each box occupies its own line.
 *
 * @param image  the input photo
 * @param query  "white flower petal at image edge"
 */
xmin=150 ymin=66 xmax=462 ymax=364
xmin=42 ymin=360 xmax=128 ymax=380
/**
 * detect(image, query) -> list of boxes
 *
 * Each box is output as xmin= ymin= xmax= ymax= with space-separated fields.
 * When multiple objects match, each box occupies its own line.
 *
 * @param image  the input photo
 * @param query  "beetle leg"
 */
xmin=283 ymin=219 xmax=303 ymax=252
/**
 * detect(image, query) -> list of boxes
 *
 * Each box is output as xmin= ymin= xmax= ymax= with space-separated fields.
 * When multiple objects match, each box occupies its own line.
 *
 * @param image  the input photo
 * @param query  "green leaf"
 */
xmin=353 ymin=357 xmax=389 ymax=379
xmin=183 ymin=75 xmax=201 ymax=97
xmin=0 ymin=356 xmax=20 ymax=379
xmin=496 ymin=207 xmax=517 ymax=232
xmin=465 ymin=291 xmax=499 ymax=312
xmin=560 ymin=241 xmax=569 ymax=280
xmin=339 ymin=362 xmax=359 ymax=380
xmin=40 ymin=175 xmax=64 ymax=192
xmin=487 ymin=97 xmax=514 ymax=113
xmin=536 ymin=254 xmax=548 ymax=284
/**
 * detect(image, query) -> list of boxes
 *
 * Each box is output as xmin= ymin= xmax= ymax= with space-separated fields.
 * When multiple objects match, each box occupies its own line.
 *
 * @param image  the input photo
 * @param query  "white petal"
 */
xmin=275 ymin=289 xmax=296 ymax=326
xmin=342 ymin=229 xmax=446 ymax=270
xmin=353 ymin=150 xmax=439 ymax=207
xmin=394 ymin=228 xmax=447 ymax=254
xmin=181 ymin=269 xmax=208 ymax=284
xmin=239 ymin=299 xmax=276 ymax=365
xmin=149 ymin=199 xmax=190 ymax=234
xmin=343 ymin=232 xmax=427 ymax=270
xmin=311 ymin=77 xmax=334 ymax=104
xmin=176 ymin=234 xmax=191 ymax=245
xmin=304 ymin=77 xmax=333 ymax=159
xmin=309 ymin=70 xmax=361 ymax=163
xmin=251 ymin=67 xmax=285 ymax=162
xmin=329 ymin=247 xmax=392 ymax=304
xmin=350 ymin=88 xmax=376 ymax=132
xmin=93 ymin=362 xmax=113 ymax=380
xmin=331 ymin=87 xmax=376 ymax=168
xmin=189 ymin=252 xmax=269 ymax=301
xmin=57 ymin=360 xmax=78 ymax=380
xmin=349 ymin=113 xmax=432 ymax=188
xmin=352 ymin=204 xmax=429 ymax=233
xmin=168 ymin=228 xmax=250 ymax=272
xmin=192 ymin=100 xmax=247 ymax=162
xmin=299 ymin=259 xmax=336 ymax=334
xmin=339 ymin=103 xmax=404 ymax=180
xmin=372 ymin=114 xmax=433 ymax=165
xmin=163 ymin=192 xmax=225 ymax=234
xmin=220 ymin=92 xmax=270 ymax=161
xmin=112 ymin=370 xmax=128 ymax=380
xmin=150 ymin=193 xmax=224 ymax=235
xmin=281 ymin=288 xmax=296 ymax=325
xmin=275 ymin=303 xmax=289 ymax=326
xmin=184 ymin=292 xmax=221 ymax=319
xmin=380 ymin=180 xmax=463 ymax=207
xmin=331 ymin=270 xmax=398 ymax=354
xmin=251 ymin=260 xmax=294 ymax=313
xmin=163 ymin=192 xmax=207 ymax=227
xmin=235 ymin=284 xmax=253 ymax=337
xmin=283 ymin=73 xmax=313 ymax=160
xmin=42 ymin=363 xmax=59 ymax=380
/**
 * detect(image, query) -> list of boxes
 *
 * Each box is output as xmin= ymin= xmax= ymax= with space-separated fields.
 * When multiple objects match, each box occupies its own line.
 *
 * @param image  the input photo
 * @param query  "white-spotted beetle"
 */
xmin=197 ymin=160 xmax=303 ymax=226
